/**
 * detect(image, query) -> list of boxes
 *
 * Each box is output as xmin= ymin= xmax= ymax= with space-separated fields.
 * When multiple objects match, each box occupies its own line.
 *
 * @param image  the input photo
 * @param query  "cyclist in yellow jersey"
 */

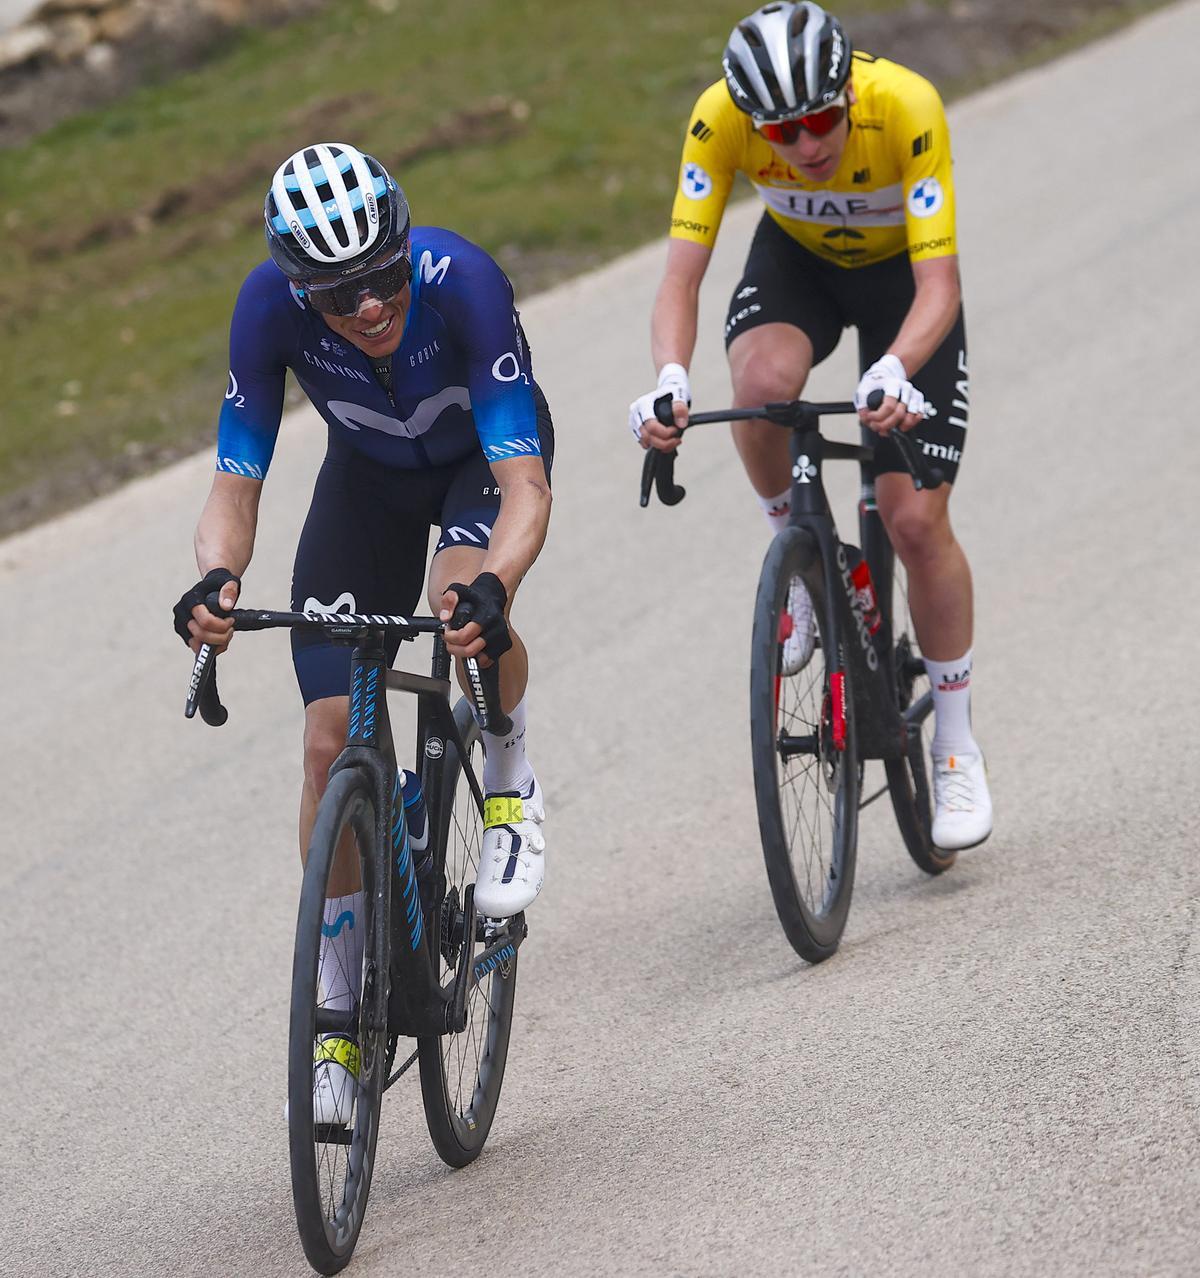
xmin=630 ymin=2 xmax=991 ymax=850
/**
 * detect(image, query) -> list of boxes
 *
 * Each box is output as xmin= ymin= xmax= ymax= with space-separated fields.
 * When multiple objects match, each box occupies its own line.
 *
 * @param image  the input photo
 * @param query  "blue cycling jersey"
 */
xmin=215 ymin=226 xmax=541 ymax=479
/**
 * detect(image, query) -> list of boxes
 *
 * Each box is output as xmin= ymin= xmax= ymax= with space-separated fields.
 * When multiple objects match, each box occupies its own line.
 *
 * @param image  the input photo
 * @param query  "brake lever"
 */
xmin=638 ymin=392 xmax=687 ymax=507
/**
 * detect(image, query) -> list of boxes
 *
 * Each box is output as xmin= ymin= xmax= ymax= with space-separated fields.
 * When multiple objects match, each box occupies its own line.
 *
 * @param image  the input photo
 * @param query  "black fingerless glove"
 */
xmin=447 ymin=572 xmax=512 ymax=660
xmin=172 ymin=567 xmax=241 ymax=646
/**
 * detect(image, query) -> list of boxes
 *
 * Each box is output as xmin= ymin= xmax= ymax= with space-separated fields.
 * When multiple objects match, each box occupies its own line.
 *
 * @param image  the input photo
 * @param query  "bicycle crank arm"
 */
xmin=472 ymin=916 xmax=527 ymax=985
xmin=447 ymin=885 xmax=479 ymax=1033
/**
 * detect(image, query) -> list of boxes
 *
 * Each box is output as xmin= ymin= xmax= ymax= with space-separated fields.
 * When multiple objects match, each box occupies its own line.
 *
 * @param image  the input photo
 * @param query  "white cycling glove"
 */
xmin=854 ymin=354 xmax=936 ymax=419
xmin=629 ymin=362 xmax=691 ymax=441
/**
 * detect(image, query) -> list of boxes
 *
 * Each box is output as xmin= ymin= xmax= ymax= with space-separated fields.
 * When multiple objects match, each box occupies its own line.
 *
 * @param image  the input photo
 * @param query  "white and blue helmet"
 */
xmin=264 ymin=142 xmax=409 ymax=281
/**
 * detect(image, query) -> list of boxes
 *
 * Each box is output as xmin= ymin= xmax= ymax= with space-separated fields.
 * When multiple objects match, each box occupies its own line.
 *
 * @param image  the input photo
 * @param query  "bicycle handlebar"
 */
xmin=638 ymin=388 xmax=944 ymax=507
xmin=183 ymin=603 xmax=511 ymax=736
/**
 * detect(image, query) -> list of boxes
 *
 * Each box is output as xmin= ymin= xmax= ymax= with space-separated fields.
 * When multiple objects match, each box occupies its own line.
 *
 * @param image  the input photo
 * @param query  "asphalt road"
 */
xmin=4 ymin=5 xmax=1199 ymax=1274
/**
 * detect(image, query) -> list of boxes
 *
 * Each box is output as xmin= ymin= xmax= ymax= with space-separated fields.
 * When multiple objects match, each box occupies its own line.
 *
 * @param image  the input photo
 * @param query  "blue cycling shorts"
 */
xmin=290 ymin=386 xmax=553 ymax=705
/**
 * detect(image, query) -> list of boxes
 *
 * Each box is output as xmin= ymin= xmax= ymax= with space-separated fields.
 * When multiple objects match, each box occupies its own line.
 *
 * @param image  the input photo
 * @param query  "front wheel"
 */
xmin=750 ymin=526 xmax=859 ymax=963
xmin=884 ymin=561 xmax=956 ymax=876
xmin=417 ymin=697 xmax=518 ymax=1166
xmin=288 ymin=766 xmax=387 ymax=1276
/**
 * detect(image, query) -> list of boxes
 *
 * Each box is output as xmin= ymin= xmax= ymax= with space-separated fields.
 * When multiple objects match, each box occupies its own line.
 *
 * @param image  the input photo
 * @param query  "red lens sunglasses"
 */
xmin=757 ymin=97 xmax=847 ymax=144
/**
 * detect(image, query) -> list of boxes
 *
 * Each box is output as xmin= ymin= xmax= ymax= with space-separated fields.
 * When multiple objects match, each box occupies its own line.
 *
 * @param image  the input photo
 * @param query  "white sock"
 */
xmin=758 ymin=488 xmax=792 ymax=535
xmin=925 ymin=649 xmax=979 ymax=757
xmin=481 ymin=696 xmax=534 ymax=795
xmin=320 ymin=891 xmax=365 ymax=1013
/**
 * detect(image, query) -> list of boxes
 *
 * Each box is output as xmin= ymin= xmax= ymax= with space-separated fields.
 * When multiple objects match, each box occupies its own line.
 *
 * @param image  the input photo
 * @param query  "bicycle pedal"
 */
xmin=313 ymin=1122 xmax=353 ymax=1146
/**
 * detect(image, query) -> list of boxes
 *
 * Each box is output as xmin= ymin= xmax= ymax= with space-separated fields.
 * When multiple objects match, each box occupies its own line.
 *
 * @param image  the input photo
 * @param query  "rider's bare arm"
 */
xmin=886 ymin=255 xmax=961 ymax=380
xmin=189 ymin=471 xmax=263 ymax=650
xmin=641 ymin=239 xmax=713 ymax=442
xmin=651 ymin=239 xmax=712 ymax=374
xmin=478 ymin=455 xmax=552 ymax=601
xmin=858 ymin=254 xmax=962 ymax=433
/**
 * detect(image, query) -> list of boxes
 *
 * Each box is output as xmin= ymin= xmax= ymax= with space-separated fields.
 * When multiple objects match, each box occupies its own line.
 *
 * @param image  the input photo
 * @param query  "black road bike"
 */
xmin=185 ymin=604 xmax=523 ymax=1274
xmin=641 ymin=391 xmax=954 ymax=963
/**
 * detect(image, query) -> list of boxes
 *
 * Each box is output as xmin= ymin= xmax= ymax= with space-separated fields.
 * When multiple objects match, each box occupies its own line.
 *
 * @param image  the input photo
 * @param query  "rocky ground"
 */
xmin=0 ymin=0 xmax=331 ymax=146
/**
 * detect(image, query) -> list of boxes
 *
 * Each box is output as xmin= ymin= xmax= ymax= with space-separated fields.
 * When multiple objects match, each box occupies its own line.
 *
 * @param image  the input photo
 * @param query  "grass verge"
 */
xmin=0 ymin=0 xmax=1177 ymax=533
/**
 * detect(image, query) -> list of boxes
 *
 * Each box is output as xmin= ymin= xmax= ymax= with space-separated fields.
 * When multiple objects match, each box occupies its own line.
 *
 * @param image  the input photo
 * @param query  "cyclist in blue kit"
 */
xmin=173 ymin=146 xmax=551 ymax=1107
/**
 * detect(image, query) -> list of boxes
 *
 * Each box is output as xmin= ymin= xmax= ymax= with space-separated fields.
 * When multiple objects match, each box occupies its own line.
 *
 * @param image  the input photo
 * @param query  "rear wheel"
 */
xmin=418 ymin=698 xmax=517 ymax=1166
xmin=288 ymin=766 xmax=386 ymax=1276
xmin=750 ymin=527 xmax=859 ymax=963
xmin=884 ymin=560 xmax=956 ymax=875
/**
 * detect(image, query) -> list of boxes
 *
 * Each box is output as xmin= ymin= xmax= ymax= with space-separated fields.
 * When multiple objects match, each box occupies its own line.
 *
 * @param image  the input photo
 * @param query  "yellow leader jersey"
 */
xmin=669 ymin=52 xmax=956 ymax=269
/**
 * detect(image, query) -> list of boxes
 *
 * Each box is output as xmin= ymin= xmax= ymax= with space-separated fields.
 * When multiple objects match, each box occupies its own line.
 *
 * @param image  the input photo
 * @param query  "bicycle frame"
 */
xmin=185 ymin=610 xmax=526 ymax=1042
xmin=639 ymin=393 xmax=939 ymax=762
xmin=786 ymin=425 xmax=909 ymax=761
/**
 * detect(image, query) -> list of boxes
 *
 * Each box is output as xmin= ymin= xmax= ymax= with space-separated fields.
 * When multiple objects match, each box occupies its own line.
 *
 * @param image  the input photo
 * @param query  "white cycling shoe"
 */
xmin=780 ymin=578 xmax=816 ymax=676
xmin=474 ymin=776 xmax=545 ymax=918
xmin=284 ymin=1034 xmax=360 ymax=1127
xmin=931 ymin=750 xmax=993 ymax=851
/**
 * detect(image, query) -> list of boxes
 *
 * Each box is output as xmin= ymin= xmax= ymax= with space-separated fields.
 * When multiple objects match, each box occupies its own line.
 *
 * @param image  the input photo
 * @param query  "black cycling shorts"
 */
xmin=290 ymin=385 xmax=554 ymax=705
xmin=725 ymin=214 xmax=969 ymax=484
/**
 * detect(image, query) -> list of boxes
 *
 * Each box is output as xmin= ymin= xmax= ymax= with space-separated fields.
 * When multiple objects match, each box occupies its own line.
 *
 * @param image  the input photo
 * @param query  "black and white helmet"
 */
xmin=723 ymin=2 xmax=851 ymax=122
xmin=264 ymin=142 xmax=409 ymax=281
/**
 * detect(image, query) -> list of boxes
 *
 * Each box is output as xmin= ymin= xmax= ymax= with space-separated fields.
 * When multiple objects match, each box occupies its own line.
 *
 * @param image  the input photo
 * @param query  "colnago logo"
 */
xmin=836 ymin=544 xmax=879 ymax=671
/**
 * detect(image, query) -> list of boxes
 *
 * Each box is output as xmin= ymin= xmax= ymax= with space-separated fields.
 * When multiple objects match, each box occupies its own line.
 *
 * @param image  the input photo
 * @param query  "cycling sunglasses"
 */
xmin=756 ymin=95 xmax=847 ymax=144
xmin=299 ymin=243 xmax=413 ymax=316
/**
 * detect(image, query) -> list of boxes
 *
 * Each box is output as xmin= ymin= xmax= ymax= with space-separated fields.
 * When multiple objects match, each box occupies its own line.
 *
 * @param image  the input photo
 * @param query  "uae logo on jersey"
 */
xmin=907 ymin=177 xmax=944 ymax=218
xmin=681 ymin=162 xmax=713 ymax=201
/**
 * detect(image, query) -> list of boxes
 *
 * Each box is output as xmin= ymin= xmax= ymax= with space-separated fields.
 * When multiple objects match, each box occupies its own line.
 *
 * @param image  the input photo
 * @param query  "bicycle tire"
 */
xmin=418 ymin=697 xmax=517 ymax=1166
xmin=750 ymin=526 xmax=859 ymax=962
xmin=883 ymin=562 xmax=956 ymax=876
xmin=288 ymin=766 xmax=387 ymax=1276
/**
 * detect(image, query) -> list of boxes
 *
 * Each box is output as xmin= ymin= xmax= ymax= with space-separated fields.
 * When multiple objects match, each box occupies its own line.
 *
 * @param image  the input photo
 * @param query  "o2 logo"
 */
xmin=491 ymin=352 xmax=530 ymax=385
